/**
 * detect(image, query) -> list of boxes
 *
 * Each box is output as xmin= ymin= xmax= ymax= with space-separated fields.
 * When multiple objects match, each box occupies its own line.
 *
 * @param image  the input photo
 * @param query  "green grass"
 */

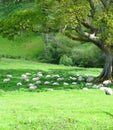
xmin=0 ymin=58 xmax=113 ymax=130
xmin=0 ymin=90 xmax=113 ymax=130
xmin=0 ymin=33 xmax=44 ymax=59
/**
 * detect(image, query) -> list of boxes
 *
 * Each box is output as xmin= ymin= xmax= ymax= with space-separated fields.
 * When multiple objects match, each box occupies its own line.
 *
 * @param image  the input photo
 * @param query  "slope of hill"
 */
xmin=0 ymin=1 xmax=44 ymax=59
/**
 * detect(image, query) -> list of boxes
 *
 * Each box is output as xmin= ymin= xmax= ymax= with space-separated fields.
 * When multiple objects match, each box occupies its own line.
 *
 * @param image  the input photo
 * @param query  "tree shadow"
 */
xmin=103 ymin=111 xmax=113 ymax=118
xmin=0 ymin=68 xmax=94 ymax=92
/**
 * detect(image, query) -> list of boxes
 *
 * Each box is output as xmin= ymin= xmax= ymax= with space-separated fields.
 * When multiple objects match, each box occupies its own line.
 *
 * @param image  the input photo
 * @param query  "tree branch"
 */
xmin=81 ymin=22 xmax=98 ymax=33
xmin=64 ymin=32 xmax=90 ymax=42
xmin=88 ymin=0 xmax=96 ymax=17
xmin=75 ymin=25 xmax=105 ymax=50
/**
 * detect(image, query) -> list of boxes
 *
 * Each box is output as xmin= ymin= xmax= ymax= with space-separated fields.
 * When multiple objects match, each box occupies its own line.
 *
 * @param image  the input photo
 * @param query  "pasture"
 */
xmin=0 ymin=58 xmax=113 ymax=130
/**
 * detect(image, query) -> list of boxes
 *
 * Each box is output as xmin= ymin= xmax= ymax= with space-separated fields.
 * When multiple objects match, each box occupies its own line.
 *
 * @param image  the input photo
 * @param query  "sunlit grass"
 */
xmin=0 ymin=58 xmax=113 ymax=130
xmin=0 ymin=33 xmax=44 ymax=59
xmin=0 ymin=90 xmax=113 ymax=130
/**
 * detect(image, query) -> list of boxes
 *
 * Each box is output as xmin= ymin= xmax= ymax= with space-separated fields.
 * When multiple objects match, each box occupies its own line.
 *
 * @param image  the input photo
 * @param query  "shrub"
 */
xmin=39 ymin=33 xmax=76 ymax=64
xmin=40 ymin=33 xmax=105 ymax=68
xmin=71 ymin=44 xmax=105 ymax=68
xmin=59 ymin=55 xmax=73 ymax=66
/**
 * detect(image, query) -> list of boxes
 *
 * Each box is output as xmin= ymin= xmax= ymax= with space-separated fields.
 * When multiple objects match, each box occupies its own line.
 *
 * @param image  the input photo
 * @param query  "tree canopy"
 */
xmin=1 ymin=0 xmax=113 ymax=81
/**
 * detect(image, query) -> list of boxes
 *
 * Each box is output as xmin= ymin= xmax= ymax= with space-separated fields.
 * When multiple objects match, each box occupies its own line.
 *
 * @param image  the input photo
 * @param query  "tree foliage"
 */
xmin=1 ymin=0 xmax=113 ymax=81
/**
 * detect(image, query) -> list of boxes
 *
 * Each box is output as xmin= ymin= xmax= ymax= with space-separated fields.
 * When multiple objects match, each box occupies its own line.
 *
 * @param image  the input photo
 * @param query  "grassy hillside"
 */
xmin=0 ymin=33 xmax=44 ymax=59
xmin=0 ymin=1 xmax=45 ymax=59
xmin=0 ymin=58 xmax=113 ymax=130
xmin=0 ymin=1 xmax=35 ymax=20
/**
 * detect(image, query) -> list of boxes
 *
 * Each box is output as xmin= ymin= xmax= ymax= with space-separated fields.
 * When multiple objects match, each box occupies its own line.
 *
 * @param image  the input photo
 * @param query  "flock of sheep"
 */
xmin=2 ymin=71 xmax=113 ymax=95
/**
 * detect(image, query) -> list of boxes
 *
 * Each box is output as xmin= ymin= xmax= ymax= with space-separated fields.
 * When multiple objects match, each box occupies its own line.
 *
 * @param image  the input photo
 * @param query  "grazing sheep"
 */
xmin=21 ymin=74 xmax=28 ymax=79
xmin=63 ymin=82 xmax=69 ymax=85
xmin=99 ymin=87 xmax=107 ymax=90
xmin=37 ymin=72 xmax=43 ymax=77
xmin=85 ymin=82 xmax=93 ymax=86
xmin=83 ymin=87 xmax=88 ymax=90
xmin=36 ymin=80 xmax=41 ymax=84
xmin=103 ymin=80 xmax=112 ymax=85
xmin=17 ymin=82 xmax=22 ymax=86
xmin=52 ymin=82 xmax=59 ymax=86
xmin=29 ymin=83 xmax=34 ymax=87
xmin=47 ymin=88 xmax=54 ymax=91
xmin=70 ymin=76 xmax=77 ymax=80
xmin=6 ymin=74 xmax=12 ymax=78
xmin=46 ymin=75 xmax=51 ymax=78
xmin=29 ymin=83 xmax=37 ymax=89
xmin=78 ymin=76 xmax=84 ymax=81
xmin=57 ymin=78 xmax=64 ymax=81
xmin=44 ymin=81 xmax=50 ymax=85
xmin=32 ymin=77 xmax=40 ymax=81
xmin=92 ymin=85 xmax=99 ymax=89
xmin=3 ymin=78 xmax=10 ymax=82
xmin=72 ymin=82 xmax=77 ymax=85
xmin=52 ymin=74 xmax=60 ymax=78
xmin=21 ymin=74 xmax=29 ymax=82
xmin=104 ymin=88 xmax=112 ymax=95
xmin=98 ymin=84 xmax=104 ymax=88
xmin=86 ymin=77 xmax=94 ymax=82
xmin=29 ymin=85 xmax=37 ymax=90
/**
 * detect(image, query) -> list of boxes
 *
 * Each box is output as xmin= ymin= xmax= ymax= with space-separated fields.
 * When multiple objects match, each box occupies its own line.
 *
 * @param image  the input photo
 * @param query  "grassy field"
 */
xmin=0 ymin=33 xmax=44 ymax=59
xmin=0 ymin=58 xmax=113 ymax=130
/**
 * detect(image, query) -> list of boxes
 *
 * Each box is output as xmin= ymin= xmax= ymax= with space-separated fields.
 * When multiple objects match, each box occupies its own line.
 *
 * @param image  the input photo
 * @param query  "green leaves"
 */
xmin=1 ymin=0 xmax=113 ymax=47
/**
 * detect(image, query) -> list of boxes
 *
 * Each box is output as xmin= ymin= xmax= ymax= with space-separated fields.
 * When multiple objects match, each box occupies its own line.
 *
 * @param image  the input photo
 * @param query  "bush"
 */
xmin=40 ymin=33 xmax=105 ymax=68
xmin=71 ymin=44 xmax=105 ymax=68
xmin=59 ymin=55 xmax=73 ymax=66
xmin=39 ymin=33 xmax=76 ymax=64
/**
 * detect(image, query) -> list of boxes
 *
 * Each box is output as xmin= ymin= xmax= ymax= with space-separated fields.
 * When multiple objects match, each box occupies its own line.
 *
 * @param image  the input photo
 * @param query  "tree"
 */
xmin=1 ymin=0 xmax=113 ymax=81
xmin=58 ymin=0 xmax=113 ymax=82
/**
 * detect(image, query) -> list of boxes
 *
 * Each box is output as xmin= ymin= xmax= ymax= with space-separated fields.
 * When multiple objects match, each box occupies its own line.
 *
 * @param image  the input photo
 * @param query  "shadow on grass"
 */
xmin=0 ymin=68 xmax=94 ymax=92
xmin=103 ymin=111 xmax=113 ymax=118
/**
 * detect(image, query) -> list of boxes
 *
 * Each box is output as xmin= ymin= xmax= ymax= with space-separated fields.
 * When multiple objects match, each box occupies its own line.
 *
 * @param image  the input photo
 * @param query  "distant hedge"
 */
xmin=40 ymin=34 xmax=105 ymax=68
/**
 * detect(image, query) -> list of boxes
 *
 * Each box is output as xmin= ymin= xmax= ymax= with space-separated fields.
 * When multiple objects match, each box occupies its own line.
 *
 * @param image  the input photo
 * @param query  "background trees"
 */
xmin=0 ymin=0 xmax=113 ymax=81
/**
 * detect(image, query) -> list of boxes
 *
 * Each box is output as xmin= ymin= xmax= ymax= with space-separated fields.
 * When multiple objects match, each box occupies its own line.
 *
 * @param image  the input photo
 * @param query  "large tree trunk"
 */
xmin=97 ymin=51 xmax=113 ymax=82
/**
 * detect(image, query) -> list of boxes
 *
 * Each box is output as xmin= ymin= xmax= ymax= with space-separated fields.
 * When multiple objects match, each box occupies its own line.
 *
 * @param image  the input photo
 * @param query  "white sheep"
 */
xmin=104 ymin=88 xmax=112 ymax=95
xmin=92 ymin=85 xmax=99 ymax=89
xmin=3 ymin=78 xmax=10 ymax=82
xmin=70 ymin=76 xmax=77 ymax=80
xmin=52 ymin=74 xmax=60 ymax=78
xmin=21 ymin=74 xmax=28 ymax=79
xmin=29 ymin=85 xmax=37 ymax=90
xmin=46 ymin=75 xmax=51 ymax=78
xmin=53 ymin=82 xmax=59 ymax=86
xmin=6 ymin=74 xmax=12 ymax=78
xmin=72 ymin=82 xmax=77 ymax=85
xmin=57 ymin=78 xmax=64 ymax=81
xmin=86 ymin=77 xmax=94 ymax=82
xmin=32 ymin=77 xmax=40 ymax=81
xmin=36 ymin=80 xmax=41 ymax=84
xmin=29 ymin=83 xmax=37 ymax=90
xmin=63 ymin=82 xmax=69 ymax=85
xmin=78 ymin=76 xmax=84 ymax=81
xmin=37 ymin=72 xmax=43 ymax=77
xmin=103 ymin=80 xmax=112 ymax=85
xmin=47 ymin=88 xmax=54 ymax=91
xmin=44 ymin=81 xmax=50 ymax=85
xmin=85 ymin=83 xmax=93 ymax=86
xmin=21 ymin=74 xmax=29 ymax=82
xmin=99 ymin=87 xmax=107 ymax=90
xmin=17 ymin=82 xmax=22 ymax=86
xmin=83 ymin=87 xmax=88 ymax=90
